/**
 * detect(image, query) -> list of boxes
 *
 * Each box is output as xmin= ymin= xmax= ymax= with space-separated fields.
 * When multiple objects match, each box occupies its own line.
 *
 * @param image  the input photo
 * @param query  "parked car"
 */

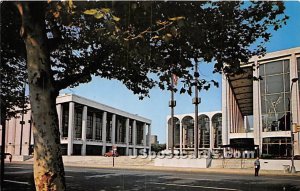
xmin=104 ymin=150 xmax=119 ymax=157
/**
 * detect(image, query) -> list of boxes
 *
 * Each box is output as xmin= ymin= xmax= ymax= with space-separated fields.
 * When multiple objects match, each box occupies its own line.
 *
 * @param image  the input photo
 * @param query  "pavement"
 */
xmin=9 ymin=156 xmax=300 ymax=177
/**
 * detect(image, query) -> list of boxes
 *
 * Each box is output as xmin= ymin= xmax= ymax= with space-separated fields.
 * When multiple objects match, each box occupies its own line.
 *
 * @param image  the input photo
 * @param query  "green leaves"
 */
xmin=83 ymin=8 xmax=120 ymax=21
xmin=83 ymin=9 xmax=98 ymax=15
xmin=3 ymin=1 xmax=288 ymax=100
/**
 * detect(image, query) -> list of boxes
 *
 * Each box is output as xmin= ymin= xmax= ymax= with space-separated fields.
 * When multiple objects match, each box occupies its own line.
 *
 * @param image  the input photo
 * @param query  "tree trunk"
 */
xmin=1 ymin=115 xmax=6 ymax=190
xmin=16 ymin=2 xmax=66 ymax=190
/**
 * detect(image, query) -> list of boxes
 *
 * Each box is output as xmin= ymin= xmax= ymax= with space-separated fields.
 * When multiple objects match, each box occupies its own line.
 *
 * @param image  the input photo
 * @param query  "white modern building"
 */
xmin=222 ymin=47 xmax=300 ymax=158
xmin=2 ymin=94 xmax=151 ymax=156
xmin=166 ymin=47 xmax=300 ymax=159
xmin=166 ymin=111 xmax=222 ymax=154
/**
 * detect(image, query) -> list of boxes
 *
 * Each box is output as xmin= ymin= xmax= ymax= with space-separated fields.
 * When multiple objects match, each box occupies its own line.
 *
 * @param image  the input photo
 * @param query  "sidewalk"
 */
xmin=13 ymin=156 xmax=300 ymax=177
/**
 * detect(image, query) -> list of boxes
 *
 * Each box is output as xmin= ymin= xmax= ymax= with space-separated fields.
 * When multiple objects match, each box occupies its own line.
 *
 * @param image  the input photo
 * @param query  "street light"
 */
xmin=290 ymin=77 xmax=298 ymax=174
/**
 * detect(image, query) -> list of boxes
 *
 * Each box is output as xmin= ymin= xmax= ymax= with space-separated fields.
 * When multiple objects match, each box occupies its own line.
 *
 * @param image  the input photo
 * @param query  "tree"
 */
xmin=1 ymin=1 xmax=288 ymax=190
xmin=0 ymin=2 xmax=27 ymax=189
xmin=151 ymin=143 xmax=166 ymax=153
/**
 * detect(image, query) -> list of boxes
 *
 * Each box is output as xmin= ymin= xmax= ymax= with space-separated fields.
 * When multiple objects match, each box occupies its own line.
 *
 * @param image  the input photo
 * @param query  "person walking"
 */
xmin=254 ymin=157 xmax=260 ymax=176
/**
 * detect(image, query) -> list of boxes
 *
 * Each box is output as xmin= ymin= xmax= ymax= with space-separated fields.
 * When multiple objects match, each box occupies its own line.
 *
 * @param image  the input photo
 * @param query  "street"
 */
xmin=2 ymin=163 xmax=300 ymax=191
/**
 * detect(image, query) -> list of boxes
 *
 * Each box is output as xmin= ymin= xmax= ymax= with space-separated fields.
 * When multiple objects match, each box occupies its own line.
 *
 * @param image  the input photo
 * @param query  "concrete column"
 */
xmin=67 ymin=102 xmax=75 ymax=156
xmin=81 ymin=106 xmax=87 ymax=156
xmin=133 ymin=120 xmax=137 ymax=155
xmin=182 ymin=125 xmax=185 ymax=149
xmin=291 ymin=53 xmax=300 ymax=155
xmin=166 ymin=117 xmax=169 ymax=150
xmin=253 ymin=60 xmax=261 ymax=154
xmin=210 ymin=118 xmax=214 ymax=150
xmin=125 ymin=118 xmax=130 ymax=155
xmin=179 ymin=121 xmax=183 ymax=154
xmin=56 ymin=104 xmax=63 ymax=139
xmin=111 ymin=114 xmax=116 ymax=145
xmin=222 ymin=75 xmax=229 ymax=146
xmin=148 ymin=124 xmax=151 ymax=154
xmin=92 ymin=113 xmax=96 ymax=140
xmin=102 ymin=112 xmax=107 ymax=155
xmin=143 ymin=123 xmax=147 ymax=153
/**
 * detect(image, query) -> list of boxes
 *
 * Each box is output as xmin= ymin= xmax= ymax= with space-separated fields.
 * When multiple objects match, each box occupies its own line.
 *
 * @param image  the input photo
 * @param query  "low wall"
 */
xmin=260 ymin=159 xmax=300 ymax=171
xmin=154 ymin=158 xmax=209 ymax=168
xmin=62 ymin=156 xmax=153 ymax=166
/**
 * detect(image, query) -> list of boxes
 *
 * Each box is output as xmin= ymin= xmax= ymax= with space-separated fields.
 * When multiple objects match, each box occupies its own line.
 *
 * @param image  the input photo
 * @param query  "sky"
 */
xmin=61 ymin=2 xmax=300 ymax=144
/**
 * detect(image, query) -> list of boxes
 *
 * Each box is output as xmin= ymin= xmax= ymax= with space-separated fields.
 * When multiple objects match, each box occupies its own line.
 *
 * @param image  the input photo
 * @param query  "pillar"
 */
xmin=252 ymin=60 xmax=261 ymax=155
xmin=133 ymin=120 xmax=137 ymax=155
xmin=56 ymin=104 xmax=63 ymax=139
xmin=92 ymin=113 xmax=96 ymax=140
xmin=210 ymin=117 xmax=214 ymax=150
xmin=125 ymin=118 xmax=130 ymax=155
xmin=111 ymin=114 xmax=116 ymax=145
xmin=222 ymin=75 xmax=229 ymax=146
xmin=102 ymin=112 xmax=107 ymax=155
xmin=148 ymin=124 xmax=151 ymax=154
xmin=81 ymin=106 xmax=87 ymax=156
xmin=143 ymin=123 xmax=147 ymax=153
xmin=291 ymin=53 xmax=300 ymax=155
xmin=67 ymin=102 xmax=75 ymax=156
xmin=179 ymin=121 xmax=183 ymax=154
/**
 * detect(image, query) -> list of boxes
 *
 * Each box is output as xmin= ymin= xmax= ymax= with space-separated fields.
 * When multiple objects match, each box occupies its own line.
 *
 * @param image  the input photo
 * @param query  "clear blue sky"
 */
xmin=61 ymin=2 xmax=300 ymax=143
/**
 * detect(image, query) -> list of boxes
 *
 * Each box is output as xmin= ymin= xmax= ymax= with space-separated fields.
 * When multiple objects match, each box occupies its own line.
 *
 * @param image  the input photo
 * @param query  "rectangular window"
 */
xmin=62 ymin=103 xmax=69 ymax=137
xmin=95 ymin=114 xmax=102 ymax=140
xmin=86 ymin=112 xmax=93 ymax=139
xmin=260 ymin=60 xmax=290 ymax=132
xmin=75 ymin=109 xmax=82 ymax=138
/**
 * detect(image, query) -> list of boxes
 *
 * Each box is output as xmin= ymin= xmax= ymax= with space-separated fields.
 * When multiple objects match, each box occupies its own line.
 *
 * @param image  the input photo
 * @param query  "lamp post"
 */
xmin=290 ymin=77 xmax=298 ymax=174
xmin=193 ymin=62 xmax=200 ymax=158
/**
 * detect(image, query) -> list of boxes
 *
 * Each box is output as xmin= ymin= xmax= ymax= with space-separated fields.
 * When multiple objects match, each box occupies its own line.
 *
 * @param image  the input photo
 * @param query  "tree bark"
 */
xmin=1 ymin=116 xmax=6 ymax=190
xmin=16 ymin=2 xmax=66 ymax=190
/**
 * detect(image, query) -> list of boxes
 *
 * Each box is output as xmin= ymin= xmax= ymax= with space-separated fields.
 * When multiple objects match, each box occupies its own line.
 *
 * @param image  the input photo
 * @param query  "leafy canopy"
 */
xmin=2 ymin=1 xmax=288 ymax=100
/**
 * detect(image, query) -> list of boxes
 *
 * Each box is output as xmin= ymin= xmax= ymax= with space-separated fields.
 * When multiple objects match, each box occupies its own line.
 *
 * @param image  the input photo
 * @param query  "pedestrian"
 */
xmin=254 ymin=157 xmax=260 ymax=176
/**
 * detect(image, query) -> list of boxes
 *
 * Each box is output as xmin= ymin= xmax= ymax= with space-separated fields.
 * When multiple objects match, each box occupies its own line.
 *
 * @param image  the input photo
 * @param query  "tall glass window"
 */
xmin=212 ymin=113 xmax=222 ymax=148
xmin=260 ymin=60 xmax=290 ymax=132
xmin=106 ymin=114 xmax=112 ymax=142
xmin=95 ymin=113 xmax=102 ymax=140
xmin=182 ymin=116 xmax=194 ymax=148
xmin=62 ymin=103 xmax=69 ymax=137
xmin=116 ymin=116 xmax=126 ymax=143
xmin=199 ymin=115 xmax=210 ymax=148
xmin=74 ymin=108 xmax=82 ymax=138
xmin=136 ymin=122 xmax=143 ymax=145
xmin=86 ymin=112 xmax=93 ymax=139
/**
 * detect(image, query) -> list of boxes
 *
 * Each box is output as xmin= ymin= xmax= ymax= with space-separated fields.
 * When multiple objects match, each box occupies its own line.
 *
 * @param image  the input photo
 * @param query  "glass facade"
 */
xmin=260 ymin=60 xmax=290 ymax=132
xmin=74 ymin=108 xmax=82 ymax=138
xmin=182 ymin=116 xmax=194 ymax=148
xmin=136 ymin=121 xmax=143 ymax=145
xmin=262 ymin=137 xmax=291 ymax=158
xmin=212 ymin=114 xmax=222 ymax=148
xmin=95 ymin=113 xmax=102 ymax=140
xmin=199 ymin=115 xmax=210 ymax=148
xmin=62 ymin=103 xmax=69 ymax=137
xmin=116 ymin=116 xmax=126 ymax=143
xmin=86 ymin=112 xmax=93 ymax=139
xmin=174 ymin=118 xmax=180 ymax=147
